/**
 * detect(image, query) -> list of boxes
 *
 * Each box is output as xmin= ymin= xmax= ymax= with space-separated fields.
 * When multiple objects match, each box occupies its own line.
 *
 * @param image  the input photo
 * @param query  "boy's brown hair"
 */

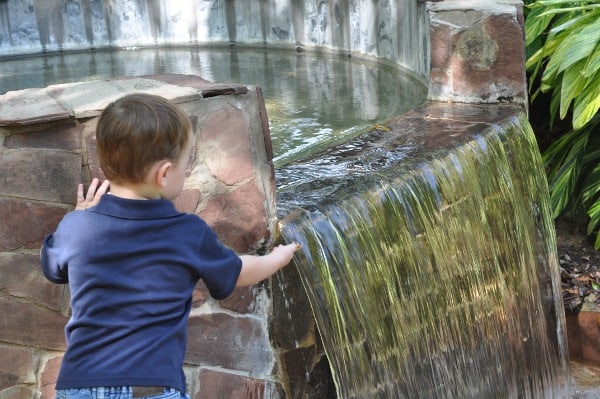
xmin=96 ymin=93 xmax=192 ymax=183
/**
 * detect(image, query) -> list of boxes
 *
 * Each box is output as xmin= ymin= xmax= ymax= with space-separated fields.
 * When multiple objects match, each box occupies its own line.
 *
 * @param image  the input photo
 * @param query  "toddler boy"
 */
xmin=41 ymin=93 xmax=299 ymax=399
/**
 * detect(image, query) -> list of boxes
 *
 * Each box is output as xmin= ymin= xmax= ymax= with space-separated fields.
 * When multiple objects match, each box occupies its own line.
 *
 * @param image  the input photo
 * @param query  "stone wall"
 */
xmin=424 ymin=0 xmax=527 ymax=106
xmin=0 ymin=74 xmax=281 ymax=399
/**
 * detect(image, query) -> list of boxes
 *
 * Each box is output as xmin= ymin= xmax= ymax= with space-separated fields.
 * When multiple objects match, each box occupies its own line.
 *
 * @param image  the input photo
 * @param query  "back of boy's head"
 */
xmin=96 ymin=93 xmax=192 ymax=183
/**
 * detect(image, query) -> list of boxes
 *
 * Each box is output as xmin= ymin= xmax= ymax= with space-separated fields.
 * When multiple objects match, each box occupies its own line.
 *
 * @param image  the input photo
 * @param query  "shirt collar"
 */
xmin=88 ymin=194 xmax=182 ymax=220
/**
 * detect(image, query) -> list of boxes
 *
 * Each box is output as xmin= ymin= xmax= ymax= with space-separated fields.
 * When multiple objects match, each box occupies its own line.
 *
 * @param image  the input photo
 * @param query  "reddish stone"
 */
xmin=0 ymin=198 xmax=67 ymax=251
xmin=484 ymin=14 xmax=526 ymax=100
xmin=199 ymin=181 xmax=269 ymax=253
xmin=429 ymin=22 xmax=452 ymax=98
xmin=0 ymin=297 xmax=67 ymax=351
xmin=0 ymin=149 xmax=81 ymax=204
xmin=219 ymin=285 xmax=257 ymax=314
xmin=4 ymin=120 xmax=82 ymax=151
xmin=451 ymin=21 xmax=496 ymax=100
xmin=192 ymin=279 xmax=256 ymax=313
xmin=192 ymin=280 xmax=208 ymax=308
xmin=0 ymin=346 xmax=34 ymax=390
xmin=196 ymin=369 xmax=269 ymax=399
xmin=40 ymin=356 xmax=62 ymax=399
xmin=199 ymin=106 xmax=253 ymax=185
xmin=173 ymin=189 xmax=202 ymax=214
xmin=186 ymin=312 xmax=272 ymax=373
xmin=451 ymin=14 xmax=526 ymax=102
xmin=0 ymin=252 xmax=66 ymax=311
xmin=567 ymin=311 xmax=600 ymax=366
xmin=429 ymin=25 xmax=451 ymax=73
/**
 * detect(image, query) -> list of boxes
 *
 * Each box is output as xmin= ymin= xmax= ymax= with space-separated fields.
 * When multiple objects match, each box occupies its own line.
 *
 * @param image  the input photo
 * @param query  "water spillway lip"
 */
xmin=201 ymin=84 xmax=249 ymax=98
xmin=276 ymin=102 xmax=525 ymax=215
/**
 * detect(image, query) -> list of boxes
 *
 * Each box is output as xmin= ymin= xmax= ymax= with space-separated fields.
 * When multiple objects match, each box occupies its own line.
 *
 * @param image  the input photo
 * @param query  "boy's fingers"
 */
xmin=77 ymin=183 xmax=84 ymax=202
xmin=86 ymin=178 xmax=99 ymax=199
xmin=96 ymin=179 xmax=110 ymax=197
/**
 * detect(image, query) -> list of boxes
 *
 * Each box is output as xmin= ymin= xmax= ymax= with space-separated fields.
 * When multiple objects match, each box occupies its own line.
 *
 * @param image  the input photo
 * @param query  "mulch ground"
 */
xmin=556 ymin=217 xmax=600 ymax=313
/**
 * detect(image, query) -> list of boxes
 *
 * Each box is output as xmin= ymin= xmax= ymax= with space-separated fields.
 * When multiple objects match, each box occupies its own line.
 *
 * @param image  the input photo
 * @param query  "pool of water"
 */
xmin=0 ymin=46 xmax=427 ymax=166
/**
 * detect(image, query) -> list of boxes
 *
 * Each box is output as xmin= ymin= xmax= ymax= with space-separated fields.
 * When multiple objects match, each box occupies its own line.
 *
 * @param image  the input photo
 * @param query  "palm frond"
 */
xmin=545 ymin=130 xmax=589 ymax=217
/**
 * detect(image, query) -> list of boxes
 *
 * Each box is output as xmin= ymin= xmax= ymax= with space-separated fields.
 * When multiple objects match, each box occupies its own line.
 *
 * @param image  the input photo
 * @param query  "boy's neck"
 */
xmin=109 ymin=181 xmax=161 ymax=200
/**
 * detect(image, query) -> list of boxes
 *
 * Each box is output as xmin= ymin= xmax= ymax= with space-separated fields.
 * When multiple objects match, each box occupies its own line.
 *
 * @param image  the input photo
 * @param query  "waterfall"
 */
xmin=279 ymin=112 xmax=569 ymax=398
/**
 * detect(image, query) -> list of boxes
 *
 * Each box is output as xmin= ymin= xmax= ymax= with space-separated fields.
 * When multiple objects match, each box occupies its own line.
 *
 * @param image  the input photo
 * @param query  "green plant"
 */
xmin=525 ymin=0 xmax=600 ymax=248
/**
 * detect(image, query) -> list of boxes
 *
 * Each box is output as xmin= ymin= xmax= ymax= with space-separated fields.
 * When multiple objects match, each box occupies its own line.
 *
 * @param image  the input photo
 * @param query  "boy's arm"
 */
xmin=40 ymin=179 xmax=109 ymax=283
xmin=236 ymin=242 xmax=300 ymax=287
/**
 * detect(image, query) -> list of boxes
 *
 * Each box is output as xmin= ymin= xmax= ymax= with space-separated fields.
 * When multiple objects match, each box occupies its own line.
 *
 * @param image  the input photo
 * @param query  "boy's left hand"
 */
xmin=76 ymin=178 xmax=110 ymax=210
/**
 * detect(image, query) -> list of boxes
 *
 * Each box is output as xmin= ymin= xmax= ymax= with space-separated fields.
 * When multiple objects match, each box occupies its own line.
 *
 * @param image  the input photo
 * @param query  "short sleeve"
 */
xmin=40 ymin=228 xmax=69 ymax=284
xmin=196 ymin=228 xmax=242 ymax=300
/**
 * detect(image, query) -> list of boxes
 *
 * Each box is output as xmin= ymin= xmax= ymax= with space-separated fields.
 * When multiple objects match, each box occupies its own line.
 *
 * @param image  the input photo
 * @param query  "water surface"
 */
xmin=0 ymin=47 xmax=427 ymax=165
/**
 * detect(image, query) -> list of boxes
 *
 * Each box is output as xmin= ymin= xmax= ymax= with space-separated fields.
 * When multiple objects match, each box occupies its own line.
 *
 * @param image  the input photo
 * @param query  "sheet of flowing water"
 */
xmin=280 ymin=114 xmax=569 ymax=398
xmin=0 ymin=47 xmax=426 ymax=166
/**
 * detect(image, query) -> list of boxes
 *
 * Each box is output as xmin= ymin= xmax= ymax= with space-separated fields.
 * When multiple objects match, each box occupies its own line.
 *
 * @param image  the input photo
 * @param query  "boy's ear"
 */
xmin=156 ymin=161 xmax=172 ymax=187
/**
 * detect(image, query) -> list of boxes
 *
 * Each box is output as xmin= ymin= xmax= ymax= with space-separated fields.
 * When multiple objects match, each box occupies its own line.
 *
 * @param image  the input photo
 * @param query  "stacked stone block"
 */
xmin=0 ymin=74 xmax=280 ymax=399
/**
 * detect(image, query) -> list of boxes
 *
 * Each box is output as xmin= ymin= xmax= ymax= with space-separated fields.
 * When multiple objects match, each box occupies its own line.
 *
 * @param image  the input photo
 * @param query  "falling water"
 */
xmin=279 ymin=113 xmax=569 ymax=398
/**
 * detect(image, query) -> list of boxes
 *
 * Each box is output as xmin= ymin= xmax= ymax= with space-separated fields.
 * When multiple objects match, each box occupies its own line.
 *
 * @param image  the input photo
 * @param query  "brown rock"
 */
xmin=40 ymin=356 xmax=62 ymax=399
xmin=186 ymin=312 xmax=272 ymax=373
xmin=199 ymin=182 xmax=269 ymax=253
xmin=4 ymin=120 xmax=82 ymax=150
xmin=0 ymin=198 xmax=67 ymax=251
xmin=196 ymin=369 xmax=270 ymax=399
xmin=428 ymin=22 xmax=452 ymax=98
xmin=199 ymin=106 xmax=253 ymax=185
xmin=173 ymin=189 xmax=202 ymax=214
xmin=567 ymin=306 xmax=600 ymax=367
xmin=0 ymin=346 xmax=35 ymax=390
xmin=219 ymin=285 xmax=256 ymax=314
xmin=0 ymin=252 xmax=66 ymax=311
xmin=0 ymin=149 xmax=81 ymax=204
xmin=484 ymin=13 xmax=526 ymax=100
xmin=451 ymin=14 xmax=525 ymax=102
xmin=0 ymin=297 xmax=67 ymax=350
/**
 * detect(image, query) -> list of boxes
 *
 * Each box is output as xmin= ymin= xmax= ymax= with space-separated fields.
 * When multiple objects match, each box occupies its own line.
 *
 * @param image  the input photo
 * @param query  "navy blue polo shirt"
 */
xmin=41 ymin=194 xmax=242 ymax=393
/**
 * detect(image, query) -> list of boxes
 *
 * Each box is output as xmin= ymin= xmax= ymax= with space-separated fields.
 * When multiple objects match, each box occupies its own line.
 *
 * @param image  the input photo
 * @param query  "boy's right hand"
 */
xmin=76 ymin=178 xmax=110 ymax=210
xmin=271 ymin=242 xmax=302 ymax=267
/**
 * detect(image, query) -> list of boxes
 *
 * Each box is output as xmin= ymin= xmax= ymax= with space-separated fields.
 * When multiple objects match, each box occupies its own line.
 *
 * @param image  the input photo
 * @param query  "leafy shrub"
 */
xmin=525 ymin=0 xmax=600 ymax=248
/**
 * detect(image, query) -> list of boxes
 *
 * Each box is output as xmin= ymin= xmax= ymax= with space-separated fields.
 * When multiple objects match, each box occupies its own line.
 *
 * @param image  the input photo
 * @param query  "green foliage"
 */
xmin=525 ymin=0 xmax=600 ymax=248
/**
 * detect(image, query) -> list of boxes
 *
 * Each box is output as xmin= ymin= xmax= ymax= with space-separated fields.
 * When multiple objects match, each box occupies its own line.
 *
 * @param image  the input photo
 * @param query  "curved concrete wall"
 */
xmin=0 ymin=0 xmax=430 ymax=83
xmin=0 ymin=0 xmax=528 ymax=106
